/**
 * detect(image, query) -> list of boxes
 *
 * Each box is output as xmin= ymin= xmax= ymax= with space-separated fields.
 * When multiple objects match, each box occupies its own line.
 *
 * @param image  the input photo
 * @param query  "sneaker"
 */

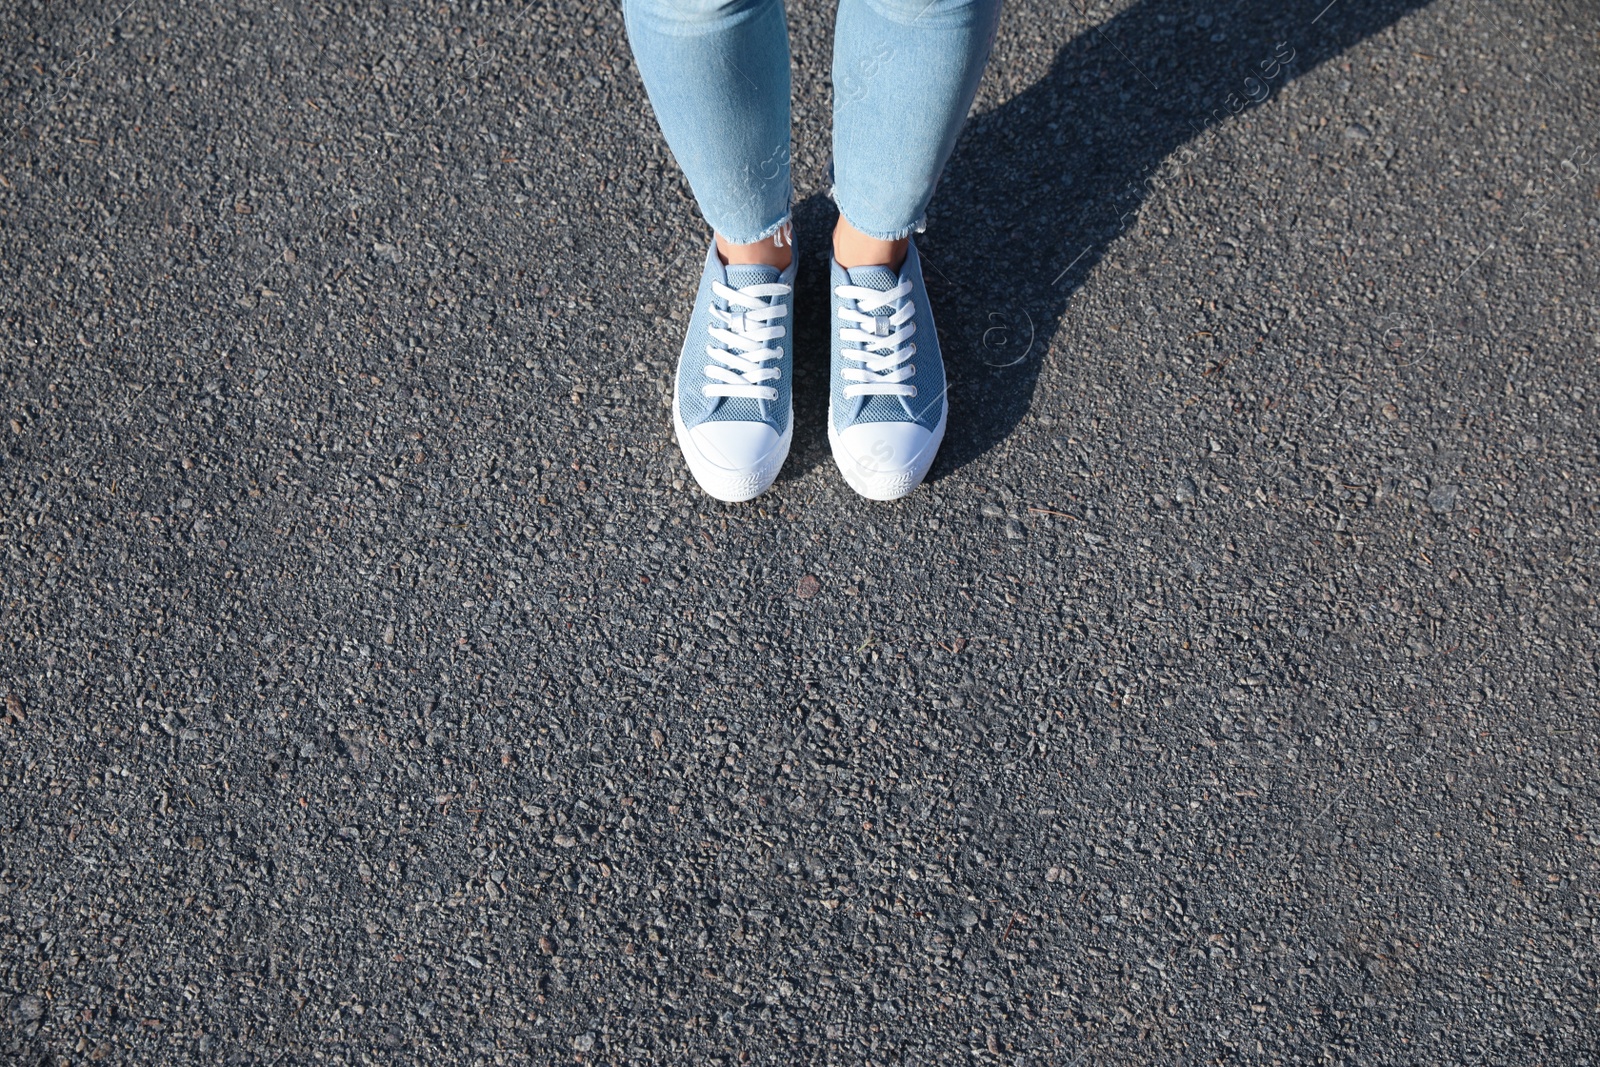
xmin=828 ymin=238 xmax=947 ymax=500
xmin=672 ymin=239 xmax=796 ymax=502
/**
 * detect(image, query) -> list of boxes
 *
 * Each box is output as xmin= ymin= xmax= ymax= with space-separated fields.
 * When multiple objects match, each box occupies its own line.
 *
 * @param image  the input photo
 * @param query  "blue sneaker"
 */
xmin=828 ymin=238 xmax=947 ymax=500
xmin=672 ymin=239 xmax=796 ymax=502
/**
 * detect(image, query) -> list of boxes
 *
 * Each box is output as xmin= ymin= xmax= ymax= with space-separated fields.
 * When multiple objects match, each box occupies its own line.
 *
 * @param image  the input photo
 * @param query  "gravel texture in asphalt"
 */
xmin=2 ymin=0 xmax=1598 ymax=1062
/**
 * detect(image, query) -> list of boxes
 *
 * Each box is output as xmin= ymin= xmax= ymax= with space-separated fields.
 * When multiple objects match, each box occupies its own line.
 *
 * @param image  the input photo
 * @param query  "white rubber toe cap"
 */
xmin=688 ymin=421 xmax=782 ymax=471
xmin=675 ymin=418 xmax=790 ymax=502
xmin=830 ymin=419 xmax=944 ymax=501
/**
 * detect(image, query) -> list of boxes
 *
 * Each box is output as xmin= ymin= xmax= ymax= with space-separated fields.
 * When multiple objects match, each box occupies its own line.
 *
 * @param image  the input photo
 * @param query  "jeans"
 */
xmin=622 ymin=0 xmax=1003 ymax=244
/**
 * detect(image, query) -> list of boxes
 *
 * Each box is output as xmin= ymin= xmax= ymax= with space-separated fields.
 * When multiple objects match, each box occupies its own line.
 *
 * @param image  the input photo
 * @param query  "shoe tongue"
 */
xmin=846 ymin=264 xmax=899 ymax=292
xmin=724 ymin=263 xmax=780 ymax=289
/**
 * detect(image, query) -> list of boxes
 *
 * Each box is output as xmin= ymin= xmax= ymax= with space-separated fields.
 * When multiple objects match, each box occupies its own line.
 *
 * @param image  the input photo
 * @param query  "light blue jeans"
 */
xmin=622 ymin=0 xmax=1003 ymax=244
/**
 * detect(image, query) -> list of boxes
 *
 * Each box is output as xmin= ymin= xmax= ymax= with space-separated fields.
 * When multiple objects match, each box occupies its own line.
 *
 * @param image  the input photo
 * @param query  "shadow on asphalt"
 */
xmin=783 ymin=0 xmax=1435 ymax=484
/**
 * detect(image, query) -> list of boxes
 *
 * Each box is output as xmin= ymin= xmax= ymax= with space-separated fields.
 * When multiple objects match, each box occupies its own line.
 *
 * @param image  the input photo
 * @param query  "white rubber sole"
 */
xmin=672 ymin=386 xmax=792 ymax=503
xmin=827 ymin=400 xmax=947 ymax=501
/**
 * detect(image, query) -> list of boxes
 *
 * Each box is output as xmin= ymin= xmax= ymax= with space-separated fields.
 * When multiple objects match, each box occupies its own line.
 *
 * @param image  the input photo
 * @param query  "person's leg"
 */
xmin=830 ymin=0 xmax=1002 ymax=268
xmin=825 ymin=0 xmax=1001 ymax=499
xmin=623 ymin=0 xmax=794 ymax=266
xmin=623 ymin=0 xmax=799 ymax=500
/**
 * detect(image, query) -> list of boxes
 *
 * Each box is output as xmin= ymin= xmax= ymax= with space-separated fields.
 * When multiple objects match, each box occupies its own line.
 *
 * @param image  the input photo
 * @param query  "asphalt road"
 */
xmin=2 ymin=0 xmax=1598 ymax=1062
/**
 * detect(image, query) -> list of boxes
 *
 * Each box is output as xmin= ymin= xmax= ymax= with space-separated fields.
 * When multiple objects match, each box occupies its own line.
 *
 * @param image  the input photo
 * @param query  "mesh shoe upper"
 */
xmin=829 ymin=239 xmax=945 ymax=433
xmin=675 ymin=241 xmax=795 ymax=437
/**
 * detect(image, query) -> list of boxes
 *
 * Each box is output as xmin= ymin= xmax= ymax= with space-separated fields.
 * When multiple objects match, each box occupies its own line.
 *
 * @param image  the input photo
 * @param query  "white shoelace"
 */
xmin=702 ymin=279 xmax=790 ymax=402
xmin=835 ymin=279 xmax=917 ymax=398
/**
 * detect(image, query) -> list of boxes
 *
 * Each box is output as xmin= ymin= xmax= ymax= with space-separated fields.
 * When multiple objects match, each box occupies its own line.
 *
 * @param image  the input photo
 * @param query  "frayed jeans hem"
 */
xmin=712 ymin=211 xmax=794 ymax=248
xmin=830 ymin=188 xmax=927 ymax=241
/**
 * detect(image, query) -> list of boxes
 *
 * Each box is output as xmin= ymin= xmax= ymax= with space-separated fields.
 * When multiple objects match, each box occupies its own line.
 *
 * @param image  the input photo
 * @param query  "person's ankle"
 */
xmin=716 ymin=224 xmax=793 ymax=271
xmin=833 ymin=216 xmax=907 ymax=271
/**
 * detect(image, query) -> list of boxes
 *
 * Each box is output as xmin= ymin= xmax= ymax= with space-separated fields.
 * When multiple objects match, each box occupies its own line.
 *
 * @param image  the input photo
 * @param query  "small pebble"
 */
xmin=13 ymin=994 xmax=43 ymax=1022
